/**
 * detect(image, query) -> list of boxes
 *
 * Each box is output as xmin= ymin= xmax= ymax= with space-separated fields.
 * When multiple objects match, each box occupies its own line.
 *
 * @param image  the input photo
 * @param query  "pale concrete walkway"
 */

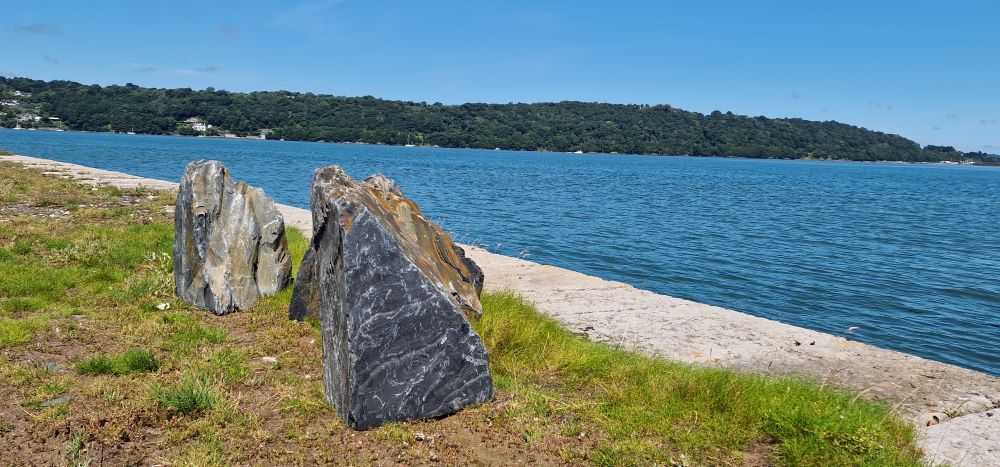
xmin=3 ymin=154 xmax=997 ymax=465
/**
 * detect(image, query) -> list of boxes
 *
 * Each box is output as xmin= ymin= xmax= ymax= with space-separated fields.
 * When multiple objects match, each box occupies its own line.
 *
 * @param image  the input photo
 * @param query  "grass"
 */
xmin=76 ymin=349 xmax=159 ymax=376
xmin=155 ymin=377 xmax=219 ymax=415
xmin=477 ymin=292 xmax=922 ymax=465
xmin=0 ymin=161 xmax=926 ymax=465
xmin=0 ymin=317 xmax=46 ymax=347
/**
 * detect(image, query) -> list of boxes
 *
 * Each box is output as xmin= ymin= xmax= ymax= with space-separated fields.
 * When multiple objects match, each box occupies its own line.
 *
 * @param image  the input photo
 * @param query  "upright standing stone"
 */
xmin=174 ymin=160 xmax=292 ymax=314
xmin=290 ymin=166 xmax=493 ymax=429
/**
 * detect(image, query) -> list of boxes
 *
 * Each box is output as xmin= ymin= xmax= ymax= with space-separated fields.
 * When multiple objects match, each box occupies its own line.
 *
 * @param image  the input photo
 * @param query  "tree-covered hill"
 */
xmin=2 ymin=76 xmax=995 ymax=163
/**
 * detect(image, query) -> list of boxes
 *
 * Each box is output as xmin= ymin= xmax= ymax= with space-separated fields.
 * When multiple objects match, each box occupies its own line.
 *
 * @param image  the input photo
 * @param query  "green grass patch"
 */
xmin=163 ymin=312 xmax=228 ymax=352
xmin=191 ymin=348 xmax=249 ymax=388
xmin=476 ymin=291 xmax=923 ymax=466
xmin=76 ymin=348 xmax=159 ymax=376
xmin=0 ymin=317 xmax=46 ymax=348
xmin=155 ymin=377 xmax=219 ymax=416
xmin=0 ymin=263 xmax=79 ymax=301
xmin=1 ymin=296 xmax=47 ymax=317
xmin=286 ymin=227 xmax=310 ymax=277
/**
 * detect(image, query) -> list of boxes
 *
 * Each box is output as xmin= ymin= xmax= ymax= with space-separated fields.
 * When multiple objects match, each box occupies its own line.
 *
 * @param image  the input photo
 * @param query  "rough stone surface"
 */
xmin=39 ymin=396 xmax=71 ymax=407
xmin=174 ymin=160 xmax=291 ymax=314
xmin=291 ymin=166 xmax=492 ymax=430
xmin=921 ymin=409 xmax=999 ymax=467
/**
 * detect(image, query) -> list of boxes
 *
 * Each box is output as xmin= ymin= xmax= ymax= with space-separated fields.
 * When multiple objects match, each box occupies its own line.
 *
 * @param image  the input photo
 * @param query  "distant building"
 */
xmin=181 ymin=117 xmax=211 ymax=132
xmin=16 ymin=113 xmax=41 ymax=122
xmin=0 ymin=99 xmax=18 ymax=106
xmin=13 ymin=91 xmax=31 ymax=98
xmin=46 ymin=116 xmax=60 ymax=121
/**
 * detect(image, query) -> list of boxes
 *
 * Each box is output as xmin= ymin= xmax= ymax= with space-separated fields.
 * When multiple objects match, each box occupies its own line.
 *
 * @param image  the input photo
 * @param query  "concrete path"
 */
xmin=3 ymin=154 xmax=997 ymax=465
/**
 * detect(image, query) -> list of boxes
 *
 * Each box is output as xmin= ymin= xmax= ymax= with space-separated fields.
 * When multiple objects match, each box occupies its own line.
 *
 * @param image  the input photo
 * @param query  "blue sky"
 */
xmin=3 ymin=0 xmax=998 ymax=152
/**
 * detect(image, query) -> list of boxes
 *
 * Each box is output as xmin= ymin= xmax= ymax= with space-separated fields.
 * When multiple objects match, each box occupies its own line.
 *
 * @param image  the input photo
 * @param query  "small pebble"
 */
xmin=262 ymin=356 xmax=278 ymax=364
xmin=155 ymin=302 xmax=170 ymax=311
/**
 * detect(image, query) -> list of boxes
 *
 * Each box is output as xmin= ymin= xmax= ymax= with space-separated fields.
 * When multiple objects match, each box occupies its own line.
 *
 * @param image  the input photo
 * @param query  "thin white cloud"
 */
xmin=15 ymin=22 xmax=63 ymax=34
xmin=171 ymin=65 xmax=220 ymax=75
xmin=43 ymin=55 xmax=60 ymax=64
xmin=218 ymin=25 xmax=240 ymax=38
xmin=867 ymin=101 xmax=893 ymax=111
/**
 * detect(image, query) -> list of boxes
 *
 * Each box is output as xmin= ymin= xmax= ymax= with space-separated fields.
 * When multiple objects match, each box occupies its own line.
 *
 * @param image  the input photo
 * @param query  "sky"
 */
xmin=3 ymin=0 xmax=998 ymax=152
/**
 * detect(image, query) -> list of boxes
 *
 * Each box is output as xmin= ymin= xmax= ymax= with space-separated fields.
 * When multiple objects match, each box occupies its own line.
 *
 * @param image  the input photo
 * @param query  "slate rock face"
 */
xmin=291 ymin=166 xmax=493 ymax=429
xmin=174 ymin=160 xmax=292 ymax=315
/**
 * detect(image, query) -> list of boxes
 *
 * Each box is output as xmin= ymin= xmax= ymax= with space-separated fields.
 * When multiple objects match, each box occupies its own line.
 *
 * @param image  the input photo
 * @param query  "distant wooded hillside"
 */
xmin=2 ymin=76 xmax=996 ymax=163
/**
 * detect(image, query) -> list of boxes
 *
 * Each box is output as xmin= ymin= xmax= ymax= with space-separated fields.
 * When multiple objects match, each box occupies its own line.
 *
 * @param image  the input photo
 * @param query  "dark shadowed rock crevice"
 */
xmin=291 ymin=166 xmax=493 ymax=430
xmin=174 ymin=160 xmax=292 ymax=314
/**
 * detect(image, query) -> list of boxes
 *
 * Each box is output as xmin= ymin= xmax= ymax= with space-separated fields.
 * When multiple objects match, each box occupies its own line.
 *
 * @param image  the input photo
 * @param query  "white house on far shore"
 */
xmin=181 ymin=117 xmax=211 ymax=132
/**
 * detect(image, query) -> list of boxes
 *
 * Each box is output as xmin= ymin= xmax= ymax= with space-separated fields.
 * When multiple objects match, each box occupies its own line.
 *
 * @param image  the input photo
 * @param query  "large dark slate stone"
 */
xmin=291 ymin=166 xmax=493 ymax=429
xmin=174 ymin=160 xmax=292 ymax=314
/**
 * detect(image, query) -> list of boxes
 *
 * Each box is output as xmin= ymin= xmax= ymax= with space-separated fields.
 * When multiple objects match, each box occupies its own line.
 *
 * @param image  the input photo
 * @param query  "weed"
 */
xmin=33 ymin=197 xmax=60 ymax=207
xmin=522 ymin=425 xmax=542 ymax=444
xmin=64 ymin=430 xmax=88 ymax=465
xmin=373 ymin=422 xmax=413 ymax=443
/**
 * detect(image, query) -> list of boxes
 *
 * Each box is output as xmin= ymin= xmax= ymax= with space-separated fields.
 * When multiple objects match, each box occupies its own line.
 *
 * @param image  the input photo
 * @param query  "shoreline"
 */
xmin=3 ymin=127 xmax=994 ymax=166
xmin=2 ymin=153 xmax=997 ymax=465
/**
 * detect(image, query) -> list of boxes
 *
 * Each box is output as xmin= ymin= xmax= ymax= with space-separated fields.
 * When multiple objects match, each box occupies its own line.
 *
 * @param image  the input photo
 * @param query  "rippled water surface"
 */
xmin=2 ymin=129 xmax=998 ymax=375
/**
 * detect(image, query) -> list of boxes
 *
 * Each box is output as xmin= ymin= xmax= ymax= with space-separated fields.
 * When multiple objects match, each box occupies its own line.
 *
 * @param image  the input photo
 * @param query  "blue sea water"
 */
xmin=2 ymin=129 xmax=998 ymax=375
